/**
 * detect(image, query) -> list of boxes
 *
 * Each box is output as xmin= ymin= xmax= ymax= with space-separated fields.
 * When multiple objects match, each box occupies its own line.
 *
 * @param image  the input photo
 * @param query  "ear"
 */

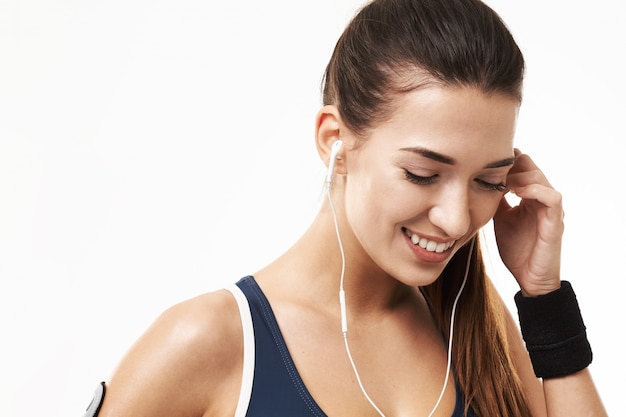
xmin=315 ymin=105 xmax=347 ymax=175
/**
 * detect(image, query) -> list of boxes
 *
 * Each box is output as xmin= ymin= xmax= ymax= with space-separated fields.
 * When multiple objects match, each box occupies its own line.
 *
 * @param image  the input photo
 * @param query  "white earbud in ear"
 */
xmin=326 ymin=140 xmax=344 ymax=184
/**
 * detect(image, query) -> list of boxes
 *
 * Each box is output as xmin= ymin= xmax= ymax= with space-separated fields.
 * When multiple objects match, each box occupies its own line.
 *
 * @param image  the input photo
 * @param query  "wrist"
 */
xmin=519 ymin=279 xmax=561 ymax=297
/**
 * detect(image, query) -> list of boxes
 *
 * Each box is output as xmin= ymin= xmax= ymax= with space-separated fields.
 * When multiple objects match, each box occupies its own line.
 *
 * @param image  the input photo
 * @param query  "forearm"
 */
xmin=543 ymin=368 xmax=607 ymax=417
xmin=514 ymin=281 xmax=608 ymax=416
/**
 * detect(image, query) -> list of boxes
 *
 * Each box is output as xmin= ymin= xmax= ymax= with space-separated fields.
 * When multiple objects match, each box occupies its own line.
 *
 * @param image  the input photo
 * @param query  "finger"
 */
xmin=515 ymin=184 xmax=565 ymax=231
xmin=506 ymin=169 xmax=551 ymax=189
xmin=508 ymin=152 xmax=554 ymax=188
xmin=514 ymin=183 xmax=562 ymax=209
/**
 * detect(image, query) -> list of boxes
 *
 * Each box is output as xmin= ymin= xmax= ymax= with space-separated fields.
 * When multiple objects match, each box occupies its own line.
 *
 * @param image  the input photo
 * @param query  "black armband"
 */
xmin=514 ymin=281 xmax=593 ymax=379
xmin=83 ymin=382 xmax=106 ymax=417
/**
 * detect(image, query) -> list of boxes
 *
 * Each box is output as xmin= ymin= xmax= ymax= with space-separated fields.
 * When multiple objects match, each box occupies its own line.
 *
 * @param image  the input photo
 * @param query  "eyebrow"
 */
xmin=400 ymin=147 xmax=517 ymax=169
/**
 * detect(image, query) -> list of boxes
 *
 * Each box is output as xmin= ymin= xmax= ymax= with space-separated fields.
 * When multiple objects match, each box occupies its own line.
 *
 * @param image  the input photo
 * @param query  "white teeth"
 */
xmin=406 ymin=230 xmax=455 ymax=253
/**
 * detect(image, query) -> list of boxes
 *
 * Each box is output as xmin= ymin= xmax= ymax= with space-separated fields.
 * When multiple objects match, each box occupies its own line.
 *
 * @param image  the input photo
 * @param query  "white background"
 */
xmin=0 ymin=0 xmax=623 ymax=415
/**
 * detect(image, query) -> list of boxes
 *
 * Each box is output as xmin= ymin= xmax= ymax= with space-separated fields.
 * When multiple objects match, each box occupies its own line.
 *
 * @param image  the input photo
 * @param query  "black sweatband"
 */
xmin=514 ymin=281 xmax=592 ymax=379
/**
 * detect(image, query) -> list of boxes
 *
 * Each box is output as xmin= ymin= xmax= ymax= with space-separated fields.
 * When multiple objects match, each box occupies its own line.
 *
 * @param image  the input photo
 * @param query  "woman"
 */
xmin=86 ymin=0 xmax=607 ymax=415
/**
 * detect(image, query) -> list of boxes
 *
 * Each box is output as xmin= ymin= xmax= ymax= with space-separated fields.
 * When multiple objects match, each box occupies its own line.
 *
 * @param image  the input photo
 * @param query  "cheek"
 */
xmin=345 ymin=179 xmax=432 ymax=232
xmin=471 ymin=193 xmax=503 ymax=227
xmin=344 ymin=181 xmax=389 ymax=227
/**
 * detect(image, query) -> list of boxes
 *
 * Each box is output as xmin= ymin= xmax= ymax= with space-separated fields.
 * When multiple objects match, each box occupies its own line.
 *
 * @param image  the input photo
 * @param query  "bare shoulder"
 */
xmin=98 ymin=288 xmax=244 ymax=417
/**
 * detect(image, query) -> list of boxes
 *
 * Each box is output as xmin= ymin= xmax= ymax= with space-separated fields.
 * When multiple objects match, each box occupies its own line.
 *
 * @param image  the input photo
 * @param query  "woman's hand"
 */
xmin=493 ymin=149 xmax=564 ymax=296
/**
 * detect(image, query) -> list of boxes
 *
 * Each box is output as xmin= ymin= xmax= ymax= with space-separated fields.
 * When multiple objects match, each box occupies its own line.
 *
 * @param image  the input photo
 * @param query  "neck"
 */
xmin=254 ymin=199 xmax=414 ymax=317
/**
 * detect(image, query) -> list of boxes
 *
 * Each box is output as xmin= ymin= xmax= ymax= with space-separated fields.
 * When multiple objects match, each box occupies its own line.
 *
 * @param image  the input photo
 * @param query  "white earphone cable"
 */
xmin=327 ymin=184 xmax=386 ymax=417
xmin=326 ymin=157 xmax=473 ymax=417
xmin=426 ymin=237 xmax=474 ymax=417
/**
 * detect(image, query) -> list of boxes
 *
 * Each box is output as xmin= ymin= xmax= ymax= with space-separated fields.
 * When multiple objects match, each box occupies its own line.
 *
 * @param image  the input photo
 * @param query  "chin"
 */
xmin=394 ymin=264 xmax=448 ymax=288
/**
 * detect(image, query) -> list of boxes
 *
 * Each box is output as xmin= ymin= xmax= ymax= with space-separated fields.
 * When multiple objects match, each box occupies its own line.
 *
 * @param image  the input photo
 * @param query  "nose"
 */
xmin=428 ymin=185 xmax=471 ymax=239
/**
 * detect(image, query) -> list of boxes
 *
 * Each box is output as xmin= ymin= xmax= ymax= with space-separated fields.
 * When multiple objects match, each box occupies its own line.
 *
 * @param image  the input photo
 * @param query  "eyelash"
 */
xmin=404 ymin=170 xmax=438 ymax=185
xmin=403 ymin=170 xmax=507 ymax=192
xmin=475 ymin=178 xmax=508 ymax=192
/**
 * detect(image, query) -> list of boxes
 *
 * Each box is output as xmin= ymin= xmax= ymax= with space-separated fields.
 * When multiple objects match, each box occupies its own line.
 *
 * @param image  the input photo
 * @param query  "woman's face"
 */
xmin=341 ymin=85 xmax=519 ymax=286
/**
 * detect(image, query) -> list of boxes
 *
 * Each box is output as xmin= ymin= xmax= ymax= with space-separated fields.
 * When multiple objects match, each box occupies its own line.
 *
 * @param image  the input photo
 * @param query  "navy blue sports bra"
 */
xmin=227 ymin=276 xmax=475 ymax=416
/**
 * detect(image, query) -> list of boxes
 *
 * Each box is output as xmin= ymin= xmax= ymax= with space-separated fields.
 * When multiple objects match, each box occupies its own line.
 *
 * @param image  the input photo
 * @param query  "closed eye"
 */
xmin=404 ymin=170 xmax=438 ymax=185
xmin=404 ymin=169 xmax=507 ymax=192
xmin=474 ymin=178 xmax=507 ymax=192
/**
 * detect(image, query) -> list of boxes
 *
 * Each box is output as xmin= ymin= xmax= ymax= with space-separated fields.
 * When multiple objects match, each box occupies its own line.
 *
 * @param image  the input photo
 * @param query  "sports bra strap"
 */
xmin=226 ymin=284 xmax=256 ymax=417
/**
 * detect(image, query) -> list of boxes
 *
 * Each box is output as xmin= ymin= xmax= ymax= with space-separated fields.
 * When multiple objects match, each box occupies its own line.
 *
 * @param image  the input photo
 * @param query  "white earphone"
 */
xmin=325 ymin=139 xmax=344 ymax=184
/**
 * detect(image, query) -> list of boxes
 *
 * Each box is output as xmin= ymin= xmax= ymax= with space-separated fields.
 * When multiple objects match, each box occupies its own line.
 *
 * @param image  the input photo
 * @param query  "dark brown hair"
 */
xmin=425 ymin=238 xmax=531 ymax=416
xmin=322 ymin=0 xmax=530 ymax=415
xmin=323 ymin=0 xmax=524 ymax=135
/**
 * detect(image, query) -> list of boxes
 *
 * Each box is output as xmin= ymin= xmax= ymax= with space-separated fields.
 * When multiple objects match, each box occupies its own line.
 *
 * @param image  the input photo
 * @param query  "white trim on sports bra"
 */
xmin=226 ymin=284 xmax=255 ymax=417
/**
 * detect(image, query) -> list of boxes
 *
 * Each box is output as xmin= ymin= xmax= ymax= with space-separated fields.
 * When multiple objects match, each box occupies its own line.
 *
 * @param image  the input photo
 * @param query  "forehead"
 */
xmin=362 ymin=85 xmax=519 ymax=159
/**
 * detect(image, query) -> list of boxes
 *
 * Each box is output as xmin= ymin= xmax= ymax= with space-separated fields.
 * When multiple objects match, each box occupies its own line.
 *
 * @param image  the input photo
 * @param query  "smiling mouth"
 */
xmin=402 ymin=228 xmax=456 ymax=253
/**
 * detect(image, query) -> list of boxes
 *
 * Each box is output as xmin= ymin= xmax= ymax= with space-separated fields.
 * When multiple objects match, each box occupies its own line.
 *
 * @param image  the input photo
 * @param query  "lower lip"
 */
xmin=403 ymin=233 xmax=455 ymax=264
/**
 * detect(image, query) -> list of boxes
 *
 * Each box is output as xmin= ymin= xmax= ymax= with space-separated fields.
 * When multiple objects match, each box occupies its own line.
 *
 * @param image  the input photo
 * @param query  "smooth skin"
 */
xmin=97 ymin=85 xmax=607 ymax=417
